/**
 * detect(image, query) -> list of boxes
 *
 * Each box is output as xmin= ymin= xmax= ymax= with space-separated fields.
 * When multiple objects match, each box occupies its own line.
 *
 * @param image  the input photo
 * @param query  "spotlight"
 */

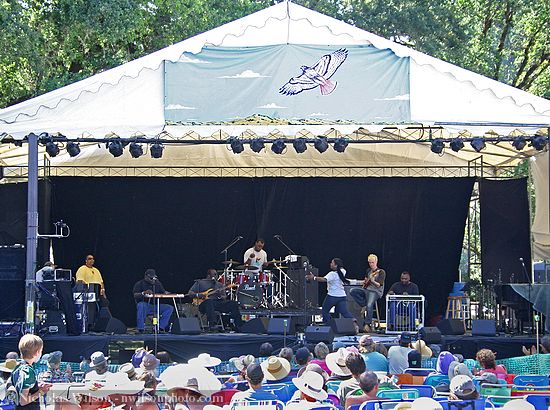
xmin=511 ymin=136 xmax=527 ymax=151
xmin=293 ymin=138 xmax=308 ymax=153
xmin=150 ymin=142 xmax=164 ymax=158
xmin=129 ymin=142 xmax=143 ymax=158
xmin=271 ymin=139 xmax=286 ymax=154
xmin=449 ymin=138 xmax=464 ymax=152
xmin=66 ymin=141 xmax=81 ymax=157
xmin=531 ymin=135 xmax=547 ymax=151
xmin=250 ymin=138 xmax=265 ymax=153
xmin=229 ymin=137 xmax=244 ymax=154
xmin=107 ymin=140 xmax=124 ymax=157
xmin=333 ymin=137 xmax=349 ymax=153
xmin=45 ymin=141 xmax=60 ymax=157
xmin=470 ymin=137 xmax=485 ymax=153
xmin=314 ymin=137 xmax=329 ymax=153
xmin=430 ymin=138 xmax=445 ymax=154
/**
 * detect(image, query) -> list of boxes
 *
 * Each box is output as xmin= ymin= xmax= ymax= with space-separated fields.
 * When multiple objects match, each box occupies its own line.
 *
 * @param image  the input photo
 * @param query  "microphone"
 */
xmin=519 ymin=257 xmax=524 ymax=262
xmin=273 ymin=235 xmax=281 ymax=239
xmin=237 ymin=236 xmax=243 ymax=239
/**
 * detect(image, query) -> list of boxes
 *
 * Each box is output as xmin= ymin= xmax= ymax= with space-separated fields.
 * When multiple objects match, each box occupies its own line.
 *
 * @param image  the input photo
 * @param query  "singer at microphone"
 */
xmin=243 ymin=238 xmax=268 ymax=270
xmin=133 ymin=268 xmax=174 ymax=333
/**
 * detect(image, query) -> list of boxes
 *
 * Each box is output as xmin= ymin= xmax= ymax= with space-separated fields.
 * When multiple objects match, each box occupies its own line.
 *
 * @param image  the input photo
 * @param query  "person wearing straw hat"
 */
xmin=394 ymin=397 xmax=444 ymax=410
xmin=326 ymin=348 xmax=352 ymax=381
xmin=228 ymin=354 xmax=255 ymax=382
xmin=412 ymin=339 xmax=432 ymax=361
xmin=286 ymin=370 xmax=329 ymax=410
xmin=336 ymin=352 xmax=366 ymax=405
xmin=85 ymin=352 xmax=114 ymax=382
xmin=0 ymin=359 xmax=17 ymax=383
xmin=260 ymin=356 xmax=291 ymax=383
xmin=229 ymin=363 xmax=277 ymax=405
xmin=188 ymin=353 xmax=222 ymax=370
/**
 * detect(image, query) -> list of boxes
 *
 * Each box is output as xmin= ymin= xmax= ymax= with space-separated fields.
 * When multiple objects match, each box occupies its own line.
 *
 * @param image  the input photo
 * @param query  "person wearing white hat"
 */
xmin=326 ymin=348 xmax=352 ymax=380
xmin=260 ymin=356 xmax=292 ymax=382
xmin=412 ymin=339 xmax=432 ymax=360
xmin=394 ymin=397 xmax=443 ymax=410
xmin=286 ymin=370 xmax=329 ymax=410
xmin=501 ymin=399 xmax=535 ymax=409
xmin=188 ymin=353 xmax=222 ymax=369
xmin=85 ymin=352 xmax=114 ymax=382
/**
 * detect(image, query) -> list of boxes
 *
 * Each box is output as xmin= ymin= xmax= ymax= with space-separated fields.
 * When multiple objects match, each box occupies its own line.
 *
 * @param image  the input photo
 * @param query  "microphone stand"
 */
xmin=519 ymin=258 xmax=533 ymax=334
xmin=274 ymin=235 xmax=296 ymax=255
xmin=220 ymin=236 xmax=242 ymax=288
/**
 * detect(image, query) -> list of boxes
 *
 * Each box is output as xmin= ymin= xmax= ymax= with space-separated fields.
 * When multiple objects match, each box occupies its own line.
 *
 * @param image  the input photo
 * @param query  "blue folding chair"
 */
xmin=424 ymin=374 xmax=450 ymax=388
xmin=360 ymin=400 xmax=414 ymax=410
xmin=376 ymin=389 xmax=419 ymax=400
xmin=513 ymin=375 xmax=549 ymax=387
xmin=230 ymin=399 xmax=285 ymax=410
xmin=400 ymin=384 xmax=436 ymax=397
xmin=526 ymin=394 xmax=550 ymax=409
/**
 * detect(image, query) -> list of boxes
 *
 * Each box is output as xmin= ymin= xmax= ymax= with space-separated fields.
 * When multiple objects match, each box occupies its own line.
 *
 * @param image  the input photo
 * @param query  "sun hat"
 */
xmin=90 ymin=352 xmax=109 ymax=368
xmin=230 ymin=354 xmax=255 ymax=372
xmin=188 ymin=353 xmax=221 ymax=368
xmin=450 ymin=374 xmax=479 ymax=400
xmin=502 ymin=399 xmax=535 ymax=409
xmin=0 ymin=359 xmax=17 ymax=373
xmin=261 ymin=356 xmax=291 ymax=381
xmin=140 ymin=353 xmax=160 ymax=371
xmin=159 ymin=364 xmax=222 ymax=398
xmin=118 ymin=363 xmax=137 ymax=380
xmin=325 ymin=347 xmax=351 ymax=377
xmin=83 ymin=372 xmax=146 ymax=398
xmin=43 ymin=351 xmax=63 ymax=365
xmin=412 ymin=339 xmax=432 ymax=359
xmin=304 ymin=363 xmax=329 ymax=382
xmin=292 ymin=370 xmax=328 ymax=401
xmin=410 ymin=397 xmax=443 ymax=409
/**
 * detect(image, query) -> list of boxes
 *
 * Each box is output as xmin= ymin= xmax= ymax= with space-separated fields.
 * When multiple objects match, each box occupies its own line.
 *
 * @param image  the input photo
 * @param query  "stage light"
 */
xmin=333 ymin=137 xmax=348 ymax=153
xmin=531 ymin=135 xmax=547 ymax=151
xmin=129 ymin=142 xmax=143 ymax=158
xmin=271 ymin=139 xmax=286 ymax=154
xmin=250 ymin=138 xmax=265 ymax=153
xmin=45 ymin=141 xmax=60 ymax=157
xmin=107 ymin=140 xmax=124 ymax=157
xmin=293 ymin=138 xmax=307 ymax=153
xmin=430 ymin=138 xmax=445 ymax=154
xmin=150 ymin=142 xmax=164 ymax=158
xmin=450 ymin=138 xmax=464 ymax=152
xmin=66 ymin=141 xmax=81 ymax=157
xmin=314 ymin=137 xmax=329 ymax=153
xmin=470 ymin=138 xmax=485 ymax=153
xmin=511 ymin=136 xmax=527 ymax=151
xmin=229 ymin=137 xmax=244 ymax=154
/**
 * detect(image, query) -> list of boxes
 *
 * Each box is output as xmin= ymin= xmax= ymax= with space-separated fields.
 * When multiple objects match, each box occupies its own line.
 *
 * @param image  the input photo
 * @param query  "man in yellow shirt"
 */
xmin=75 ymin=255 xmax=106 ymax=297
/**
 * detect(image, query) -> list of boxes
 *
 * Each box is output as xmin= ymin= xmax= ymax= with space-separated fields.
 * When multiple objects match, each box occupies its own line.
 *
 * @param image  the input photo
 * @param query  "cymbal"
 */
xmin=236 ymin=265 xmax=259 ymax=271
xmin=221 ymin=259 xmax=240 ymax=265
xmin=269 ymin=259 xmax=286 ymax=264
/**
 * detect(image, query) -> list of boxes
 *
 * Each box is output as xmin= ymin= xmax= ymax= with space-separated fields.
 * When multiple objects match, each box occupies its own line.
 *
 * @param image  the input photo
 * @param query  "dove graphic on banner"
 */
xmin=279 ymin=48 xmax=348 ymax=96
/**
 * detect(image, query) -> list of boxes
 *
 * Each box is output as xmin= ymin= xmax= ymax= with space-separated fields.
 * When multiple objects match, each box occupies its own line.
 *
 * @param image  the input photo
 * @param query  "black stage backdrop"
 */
xmin=480 ymin=178 xmax=532 ymax=283
xmin=48 ymin=177 xmax=474 ymax=326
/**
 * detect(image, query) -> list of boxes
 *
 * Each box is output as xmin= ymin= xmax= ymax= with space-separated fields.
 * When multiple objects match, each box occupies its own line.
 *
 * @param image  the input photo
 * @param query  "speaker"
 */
xmin=472 ymin=319 xmax=496 ymax=336
xmin=305 ymin=325 xmax=334 ymax=343
xmin=419 ymin=327 xmax=442 ymax=344
xmin=94 ymin=307 xmax=127 ymax=334
xmin=171 ymin=317 xmax=201 ymax=335
xmin=330 ymin=318 xmax=357 ymax=335
xmin=0 ymin=247 xmax=25 ymax=320
xmin=241 ymin=317 xmax=269 ymax=334
xmin=267 ymin=318 xmax=294 ymax=335
xmin=437 ymin=319 xmax=465 ymax=335
xmin=287 ymin=265 xmax=319 ymax=309
xmin=39 ymin=310 xmax=66 ymax=335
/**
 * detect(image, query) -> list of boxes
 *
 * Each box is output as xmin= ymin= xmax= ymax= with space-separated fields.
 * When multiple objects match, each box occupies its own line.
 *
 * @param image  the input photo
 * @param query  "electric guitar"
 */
xmin=362 ymin=269 xmax=380 ymax=289
xmin=191 ymin=283 xmax=237 ymax=306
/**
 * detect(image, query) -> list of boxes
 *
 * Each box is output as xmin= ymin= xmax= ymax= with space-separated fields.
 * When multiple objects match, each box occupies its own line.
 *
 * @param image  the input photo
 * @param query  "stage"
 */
xmin=0 ymin=330 xmax=538 ymax=364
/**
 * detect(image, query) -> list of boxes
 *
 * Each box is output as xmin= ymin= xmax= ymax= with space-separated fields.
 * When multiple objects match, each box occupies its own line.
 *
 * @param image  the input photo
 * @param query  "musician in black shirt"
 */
xmin=133 ymin=269 xmax=174 ymax=332
xmin=188 ymin=268 xmax=244 ymax=332
xmin=387 ymin=271 xmax=419 ymax=295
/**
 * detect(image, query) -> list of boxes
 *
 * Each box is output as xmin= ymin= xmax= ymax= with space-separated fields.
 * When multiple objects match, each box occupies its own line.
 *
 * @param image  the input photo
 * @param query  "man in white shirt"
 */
xmin=243 ymin=239 xmax=268 ymax=270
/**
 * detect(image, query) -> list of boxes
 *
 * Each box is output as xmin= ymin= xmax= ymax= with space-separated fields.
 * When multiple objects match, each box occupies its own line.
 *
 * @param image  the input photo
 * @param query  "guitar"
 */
xmin=362 ymin=269 xmax=380 ymax=289
xmin=192 ymin=283 xmax=237 ymax=306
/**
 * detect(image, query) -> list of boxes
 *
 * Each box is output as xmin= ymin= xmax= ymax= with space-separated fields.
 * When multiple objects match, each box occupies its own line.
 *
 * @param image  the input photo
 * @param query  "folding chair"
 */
xmin=513 ymin=375 xmax=549 ymax=387
xmin=230 ymin=399 xmax=285 ymax=410
xmin=376 ymin=388 xmax=419 ymax=400
xmin=400 ymin=384 xmax=436 ymax=397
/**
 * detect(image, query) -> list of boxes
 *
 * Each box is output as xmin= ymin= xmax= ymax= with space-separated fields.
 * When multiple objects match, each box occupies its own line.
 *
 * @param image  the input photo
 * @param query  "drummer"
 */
xmin=243 ymin=239 xmax=268 ymax=272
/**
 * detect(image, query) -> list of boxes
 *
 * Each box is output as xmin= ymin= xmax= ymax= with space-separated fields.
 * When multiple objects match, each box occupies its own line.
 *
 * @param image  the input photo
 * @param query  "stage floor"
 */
xmin=0 ymin=330 xmax=538 ymax=363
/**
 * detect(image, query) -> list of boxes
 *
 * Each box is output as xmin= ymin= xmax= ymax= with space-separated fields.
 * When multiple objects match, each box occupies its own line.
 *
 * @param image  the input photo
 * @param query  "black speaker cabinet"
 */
xmin=419 ymin=326 xmax=442 ymax=344
xmin=241 ymin=317 xmax=269 ymax=334
xmin=172 ymin=317 xmax=201 ymax=335
xmin=287 ymin=265 xmax=319 ymax=309
xmin=267 ymin=317 xmax=294 ymax=335
xmin=94 ymin=307 xmax=127 ymax=334
xmin=330 ymin=318 xmax=357 ymax=335
xmin=39 ymin=310 xmax=66 ymax=335
xmin=472 ymin=319 xmax=497 ymax=336
xmin=437 ymin=318 xmax=465 ymax=335
xmin=305 ymin=325 xmax=334 ymax=343
xmin=0 ymin=247 xmax=25 ymax=320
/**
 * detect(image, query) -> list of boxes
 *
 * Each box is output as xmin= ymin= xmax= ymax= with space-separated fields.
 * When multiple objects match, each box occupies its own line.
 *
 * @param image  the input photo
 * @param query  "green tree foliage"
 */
xmin=0 ymin=0 xmax=548 ymax=109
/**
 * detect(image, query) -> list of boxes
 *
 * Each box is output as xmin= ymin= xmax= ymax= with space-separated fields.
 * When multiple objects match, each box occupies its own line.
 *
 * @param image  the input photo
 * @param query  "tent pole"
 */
xmin=24 ymin=132 xmax=39 ymax=334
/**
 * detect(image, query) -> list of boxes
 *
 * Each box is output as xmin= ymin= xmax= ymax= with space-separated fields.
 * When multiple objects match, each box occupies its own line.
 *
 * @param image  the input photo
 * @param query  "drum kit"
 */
xmin=218 ymin=259 xmax=291 ymax=309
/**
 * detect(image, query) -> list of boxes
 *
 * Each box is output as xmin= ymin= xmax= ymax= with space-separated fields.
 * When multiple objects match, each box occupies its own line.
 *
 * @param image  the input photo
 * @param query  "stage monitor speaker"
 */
xmin=172 ymin=317 xmax=201 ymax=335
xmin=330 ymin=318 xmax=357 ymax=335
xmin=437 ymin=318 xmax=465 ymax=335
xmin=419 ymin=327 xmax=442 ymax=344
xmin=241 ymin=317 xmax=269 ymax=334
xmin=94 ymin=307 xmax=126 ymax=334
xmin=305 ymin=325 xmax=334 ymax=343
xmin=267 ymin=318 xmax=294 ymax=335
xmin=472 ymin=319 xmax=497 ymax=336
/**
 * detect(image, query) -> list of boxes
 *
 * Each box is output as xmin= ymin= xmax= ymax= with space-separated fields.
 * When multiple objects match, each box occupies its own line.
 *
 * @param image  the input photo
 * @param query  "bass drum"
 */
xmin=237 ymin=282 xmax=262 ymax=309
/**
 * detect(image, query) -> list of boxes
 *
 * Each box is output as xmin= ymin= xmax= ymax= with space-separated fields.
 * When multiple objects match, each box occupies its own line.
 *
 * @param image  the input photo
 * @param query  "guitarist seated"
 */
xmin=189 ymin=268 xmax=244 ymax=332
xmin=133 ymin=269 xmax=174 ymax=333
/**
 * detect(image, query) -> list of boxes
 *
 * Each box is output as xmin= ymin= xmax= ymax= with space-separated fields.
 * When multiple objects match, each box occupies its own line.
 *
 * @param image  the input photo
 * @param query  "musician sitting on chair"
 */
xmin=133 ymin=269 xmax=174 ymax=333
xmin=188 ymin=268 xmax=244 ymax=332
xmin=387 ymin=271 xmax=419 ymax=295
xmin=350 ymin=254 xmax=386 ymax=333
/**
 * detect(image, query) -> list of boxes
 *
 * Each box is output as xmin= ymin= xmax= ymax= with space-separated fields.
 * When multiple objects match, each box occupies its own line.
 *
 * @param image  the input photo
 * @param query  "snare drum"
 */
xmin=235 ymin=273 xmax=249 ymax=285
xmin=258 ymin=270 xmax=271 ymax=284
